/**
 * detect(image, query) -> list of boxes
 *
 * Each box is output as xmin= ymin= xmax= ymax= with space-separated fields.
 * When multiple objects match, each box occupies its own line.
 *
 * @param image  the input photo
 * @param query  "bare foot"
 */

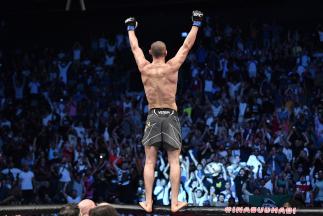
xmin=139 ymin=201 xmax=153 ymax=213
xmin=171 ymin=201 xmax=188 ymax=213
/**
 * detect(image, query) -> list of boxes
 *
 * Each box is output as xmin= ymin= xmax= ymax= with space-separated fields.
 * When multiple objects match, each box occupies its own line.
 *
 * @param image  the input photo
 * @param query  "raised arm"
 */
xmin=163 ymin=181 xmax=171 ymax=205
xmin=162 ymin=163 xmax=170 ymax=179
xmin=125 ymin=17 xmax=149 ymax=71
xmin=188 ymin=149 xmax=199 ymax=168
xmin=167 ymin=10 xmax=203 ymax=70
xmin=159 ymin=153 xmax=166 ymax=172
xmin=185 ymin=156 xmax=190 ymax=178
xmin=185 ymin=173 xmax=194 ymax=190
xmin=221 ymin=164 xmax=228 ymax=181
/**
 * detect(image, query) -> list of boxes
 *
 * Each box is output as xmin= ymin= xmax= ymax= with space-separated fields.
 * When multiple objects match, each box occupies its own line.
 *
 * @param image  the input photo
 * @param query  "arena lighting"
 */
xmin=65 ymin=0 xmax=86 ymax=11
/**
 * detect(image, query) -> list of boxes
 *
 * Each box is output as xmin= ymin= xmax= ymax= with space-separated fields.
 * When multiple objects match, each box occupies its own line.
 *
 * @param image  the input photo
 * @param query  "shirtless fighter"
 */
xmin=125 ymin=10 xmax=203 ymax=213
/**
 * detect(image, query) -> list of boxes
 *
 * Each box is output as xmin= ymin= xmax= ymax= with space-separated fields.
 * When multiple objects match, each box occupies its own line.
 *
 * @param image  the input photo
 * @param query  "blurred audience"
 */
xmin=0 ymin=16 xmax=323 ymax=209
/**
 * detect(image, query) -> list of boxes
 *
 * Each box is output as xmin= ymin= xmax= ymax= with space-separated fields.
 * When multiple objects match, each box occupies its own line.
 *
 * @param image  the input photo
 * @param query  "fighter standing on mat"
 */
xmin=125 ymin=10 xmax=203 ymax=213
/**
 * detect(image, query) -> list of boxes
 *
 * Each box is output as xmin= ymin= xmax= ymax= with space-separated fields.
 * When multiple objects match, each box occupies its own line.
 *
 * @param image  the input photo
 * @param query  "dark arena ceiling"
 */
xmin=1 ymin=0 xmax=322 ymax=13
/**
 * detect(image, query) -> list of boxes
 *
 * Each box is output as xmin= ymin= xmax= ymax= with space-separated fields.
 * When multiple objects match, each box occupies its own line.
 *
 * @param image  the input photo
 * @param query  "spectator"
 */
xmin=1 ymin=161 xmax=22 ymax=181
xmin=78 ymin=199 xmax=96 ymax=216
xmin=63 ymin=189 xmax=82 ymax=204
xmin=153 ymin=179 xmax=167 ymax=205
xmin=312 ymin=170 xmax=323 ymax=207
xmin=136 ymin=179 xmax=145 ymax=203
xmin=58 ymin=158 xmax=72 ymax=192
xmin=58 ymin=204 xmax=80 ymax=216
xmin=220 ymin=181 xmax=238 ymax=203
xmin=89 ymin=204 xmax=118 ymax=216
xmin=215 ymin=193 xmax=228 ymax=207
xmin=19 ymin=164 xmax=35 ymax=204
xmin=58 ymin=61 xmax=72 ymax=84
xmin=192 ymin=187 xmax=209 ymax=206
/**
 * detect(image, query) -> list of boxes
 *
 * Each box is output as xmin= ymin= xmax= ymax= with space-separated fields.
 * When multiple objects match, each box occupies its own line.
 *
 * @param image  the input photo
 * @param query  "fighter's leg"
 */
xmin=139 ymin=145 xmax=158 ymax=213
xmin=167 ymin=148 xmax=187 ymax=212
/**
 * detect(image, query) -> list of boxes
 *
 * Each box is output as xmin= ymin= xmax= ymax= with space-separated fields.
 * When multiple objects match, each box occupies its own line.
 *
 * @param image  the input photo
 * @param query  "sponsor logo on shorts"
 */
xmin=157 ymin=110 xmax=171 ymax=115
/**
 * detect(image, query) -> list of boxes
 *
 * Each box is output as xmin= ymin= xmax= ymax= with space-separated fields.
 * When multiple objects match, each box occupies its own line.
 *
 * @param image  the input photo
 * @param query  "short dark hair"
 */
xmin=150 ymin=41 xmax=166 ymax=58
xmin=59 ymin=204 xmax=80 ymax=216
xmin=89 ymin=205 xmax=118 ymax=216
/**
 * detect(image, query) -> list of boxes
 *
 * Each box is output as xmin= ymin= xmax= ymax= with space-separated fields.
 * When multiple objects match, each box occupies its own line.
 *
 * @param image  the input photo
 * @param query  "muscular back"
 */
xmin=128 ymin=26 xmax=199 ymax=111
xmin=140 ymin=63 xmax=178 ymax=110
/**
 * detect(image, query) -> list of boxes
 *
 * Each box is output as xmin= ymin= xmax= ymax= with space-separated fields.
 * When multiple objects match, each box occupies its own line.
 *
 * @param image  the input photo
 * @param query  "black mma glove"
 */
xmin=192 ymin=10 xmax=203 ymax=27
xmin=125 ymin=17 xmax=138 ymax=31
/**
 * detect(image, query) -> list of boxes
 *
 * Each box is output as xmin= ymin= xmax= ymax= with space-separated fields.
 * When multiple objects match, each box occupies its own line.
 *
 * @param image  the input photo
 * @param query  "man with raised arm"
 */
xmin=125 ymin=10 xmax=203 ymax=213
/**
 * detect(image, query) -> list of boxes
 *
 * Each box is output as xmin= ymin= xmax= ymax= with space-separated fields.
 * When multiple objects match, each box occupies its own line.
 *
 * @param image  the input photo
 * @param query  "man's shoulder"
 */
xmin=23 ymin=171 xmax=34 ymax=176
xmin=139 ymin=62 xmax=151 ymax=73
xmin=141 ymin=62 xmax=152 ymax=68
xmin=141 ymin=62 xmax=173 ymax=73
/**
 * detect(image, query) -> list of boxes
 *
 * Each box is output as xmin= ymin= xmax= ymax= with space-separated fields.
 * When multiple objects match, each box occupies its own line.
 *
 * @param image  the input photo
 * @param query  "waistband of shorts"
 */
xmin=149 ymin=108 xmax=178 ymax=115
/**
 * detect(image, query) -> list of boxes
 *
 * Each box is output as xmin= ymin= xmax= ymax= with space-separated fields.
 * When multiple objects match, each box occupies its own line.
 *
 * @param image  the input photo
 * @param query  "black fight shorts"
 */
xmin=142 ymin=108 xmax=182 ymax=150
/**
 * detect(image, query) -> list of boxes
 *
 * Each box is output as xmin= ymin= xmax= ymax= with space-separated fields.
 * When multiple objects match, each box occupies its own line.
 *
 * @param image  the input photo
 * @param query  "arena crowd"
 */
xmin=0 ymin=16 xmax=323 ymax=211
